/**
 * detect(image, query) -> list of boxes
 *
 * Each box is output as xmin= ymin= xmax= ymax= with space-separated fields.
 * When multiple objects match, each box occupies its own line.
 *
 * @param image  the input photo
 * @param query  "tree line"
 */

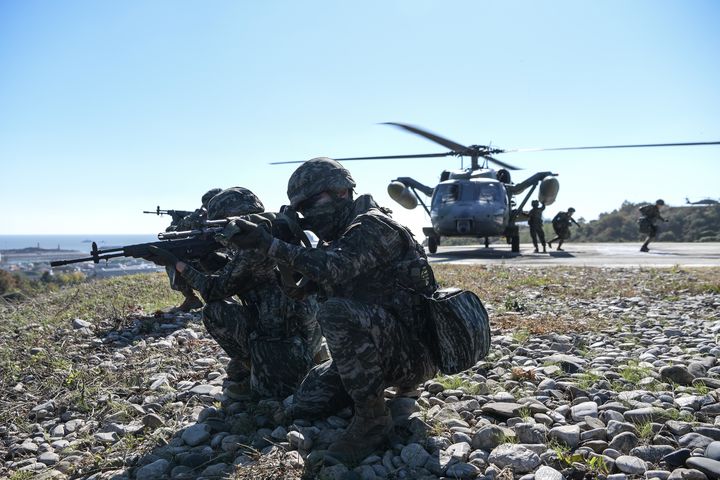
xmin=564 ymin=201 xmax=720 ymax=243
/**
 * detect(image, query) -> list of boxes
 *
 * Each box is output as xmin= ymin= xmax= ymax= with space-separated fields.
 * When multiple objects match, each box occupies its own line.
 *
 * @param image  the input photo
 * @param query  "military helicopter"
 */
xmin=305 ymin=123 xmax=720 ymax=253
xmin=686 ymin=197 xmax=719 ymax=206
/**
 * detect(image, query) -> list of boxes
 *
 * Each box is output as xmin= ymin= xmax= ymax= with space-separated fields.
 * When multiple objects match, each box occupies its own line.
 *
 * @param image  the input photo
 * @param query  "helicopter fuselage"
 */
xmin=429 ymin=178 xmax=510 ymax=237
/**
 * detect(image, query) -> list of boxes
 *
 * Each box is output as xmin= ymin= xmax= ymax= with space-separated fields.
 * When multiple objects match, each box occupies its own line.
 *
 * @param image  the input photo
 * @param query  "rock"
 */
xmin=629 ymin=445 xmax=674 ymax=463
xmin=667 ymin=469 xmax=708 ymax=480
xmin=445 ymin=462 xmax=481 ymax=478
xmin=549 ymin=425 xmax=581 ymax=449
xmin=660 ymin=365 xmax=696 ymax=386
xmin=571 ymin=401 xmax=598 ymax=421
xmin=481 ymin=402 xmax=524 ymax=419
xmin=662 ymin=448 xmax=692 ymax=468
xmin=142 ymin=413 xmax=164 ymax=429
xmin=472 ymin=425 xmax=508 ymax=451
xmin=707 ymin=441 xmax=720 ymax=461
xmin=609 ymin=432 xmax=639 ymax=454
xmin=615 ymin=455 xmax=647 ymax=475
xmin=488 ymin=444 xmax=541 ymax=473
xmin=535 ymin=466 xmax=565 ymax=480
xmin=624 ymin=407 xmax=667 ymax=423
xmin=37 ymin=452 xmax=60 ymax=465
xmin=680 ymin=433 xmax=715 ymax=450
xmin=686 ymin=457 xmax=720 ymax=480
xmin=400 ymin=443 xmax=430 ymax=468
xmin=135 ymin=459 xmax=170 ymax=480
xmin=72 ymin=318 xmax=92 ymax=329
xmin=181 ymin=424 xmax=211 ymax=447
xmin=515 ymin=422 xmax=549 ymax=444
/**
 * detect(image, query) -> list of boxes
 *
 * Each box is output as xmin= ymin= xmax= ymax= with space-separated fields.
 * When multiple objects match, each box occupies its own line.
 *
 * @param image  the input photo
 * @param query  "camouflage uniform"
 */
xmin=218 ymin=158 xmax=448 ymax=462
xmin=181 ymin=187 xmax=321 ymax=397
xmin=639 ymin=200 xmax=666 ymax=252
xmin=548 ymin=208 xmax=579 ymax=251
xmin=528 ymin=201 xmax=546 ymax=253
xmin=267 ymin=194 xmax=438 ymax=418
xmin=163 ymin=188 xmax=223 ymax=310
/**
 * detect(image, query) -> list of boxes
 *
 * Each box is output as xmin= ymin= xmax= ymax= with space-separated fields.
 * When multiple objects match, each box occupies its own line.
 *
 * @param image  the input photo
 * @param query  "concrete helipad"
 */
xmin=427 ymin=242 xmax=720 ymax=267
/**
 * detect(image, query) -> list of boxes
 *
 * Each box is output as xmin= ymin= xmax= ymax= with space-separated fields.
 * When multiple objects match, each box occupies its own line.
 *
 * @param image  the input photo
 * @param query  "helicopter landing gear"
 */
xmin=506 ymin=225 xmax=520 ymax=253
xmin=511 ymin=235 xmax=520 ymax=253
xmin=427 ymin=235 xmax=439 ymax=254
xmin=484 ymin=237 xmax=490 ymax=248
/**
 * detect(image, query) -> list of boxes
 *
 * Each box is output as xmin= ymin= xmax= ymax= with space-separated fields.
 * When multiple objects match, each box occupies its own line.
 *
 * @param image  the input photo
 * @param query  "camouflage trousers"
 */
xmin=203 ymin=299 xmax=318 ymax=398
xmin=529 ymin=223 xmax=546 ymax=248
xmin=291 ymin=297 xmax=437 ymax=419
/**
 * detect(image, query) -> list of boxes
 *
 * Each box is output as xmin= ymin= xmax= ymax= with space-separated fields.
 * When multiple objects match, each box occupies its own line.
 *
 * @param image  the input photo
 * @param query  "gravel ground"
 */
xmin=2 ymin=268 xmax=720 ymax=480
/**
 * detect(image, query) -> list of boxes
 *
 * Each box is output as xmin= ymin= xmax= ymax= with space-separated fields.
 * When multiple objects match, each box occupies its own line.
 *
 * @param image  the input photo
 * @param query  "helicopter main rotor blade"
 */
xmin=505 ymin=141 xmax=720 ymax=154
xmin=383 ymin=122 xmax=471 ymax=153
xmin=269 ymin=152 xmax=453 ymax=165
xmin=483 ymin=155 xmax=520 ymax=171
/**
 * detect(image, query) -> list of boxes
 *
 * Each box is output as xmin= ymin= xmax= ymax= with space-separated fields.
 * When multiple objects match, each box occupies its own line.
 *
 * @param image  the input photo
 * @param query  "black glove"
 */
xmin=216 ymin=218 xmax=273 ymax=251
xmin=147 ymin=245 xmax=180 ymax=267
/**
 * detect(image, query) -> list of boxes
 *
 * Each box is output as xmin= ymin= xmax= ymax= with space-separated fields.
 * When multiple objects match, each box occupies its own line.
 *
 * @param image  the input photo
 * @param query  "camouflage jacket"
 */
xmin=528 ymin=205 xmax=545 ymax=226
xmin=267 ymin=195 xmax=436 ymax=323
xmin=181 ymin=249 xmax=316 ymax=338
xmin=552 ymin=211 xmax=578 ymax=230
xmin=639 ymin=204 xmax=664 ymax=223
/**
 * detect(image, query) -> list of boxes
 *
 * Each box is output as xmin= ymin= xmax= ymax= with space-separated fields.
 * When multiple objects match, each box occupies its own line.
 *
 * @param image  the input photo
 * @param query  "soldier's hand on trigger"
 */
xmin=215 ymin=217 xmax=273 ymax=251
xmin=147 ymin=245 xmax=180 ymax=267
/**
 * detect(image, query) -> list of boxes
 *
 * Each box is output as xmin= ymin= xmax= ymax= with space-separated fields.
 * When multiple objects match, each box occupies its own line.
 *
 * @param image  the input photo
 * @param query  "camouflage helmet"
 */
xmin=287 ymin=157 xmax=356 ymax=208
xmin=656 ymin=199 xmax=665 ymax=206
xmin=207 ymin=187 xmax=264 ymax=220
xmin=567 ymin=207 xmax=576 ymax=213
xmin=201 ymin=188 xmax=223 ymax=207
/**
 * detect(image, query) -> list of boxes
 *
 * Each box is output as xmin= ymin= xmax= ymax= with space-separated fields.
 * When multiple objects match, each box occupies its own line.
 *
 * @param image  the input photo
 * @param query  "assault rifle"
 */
xmin=143 ymin=206 xmax=193 ymax=223
xmin=159 ymin=207 xmax=312 ymax=248
xmin=50 ymin=237 xmax=222 ymax=267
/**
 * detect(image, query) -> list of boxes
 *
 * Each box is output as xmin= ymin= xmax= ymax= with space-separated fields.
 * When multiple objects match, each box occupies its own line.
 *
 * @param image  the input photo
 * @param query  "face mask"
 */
xmin=303 ymin=194 xmax=354 ymax=241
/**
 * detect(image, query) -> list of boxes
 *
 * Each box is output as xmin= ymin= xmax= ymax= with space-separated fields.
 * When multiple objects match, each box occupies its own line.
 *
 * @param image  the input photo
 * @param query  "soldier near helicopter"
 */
xmin=638 ymin=199 xmax=668 ymax=252
xmin=548 ymin=207 xmax=580 ymax=251
xmin=528 ymin=200 xmax=547 ymax=253
xmin=148 ymin=187 xmax=322 ymax=397
xmin=216 ymin=158 xmax=445 ymax=463
xmin=163 ymin=187 xmax=222 ymax=312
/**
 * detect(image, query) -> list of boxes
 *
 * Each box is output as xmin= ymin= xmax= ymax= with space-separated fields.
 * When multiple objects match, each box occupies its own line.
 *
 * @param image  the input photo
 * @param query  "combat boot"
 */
xmin=175 ymin=294 xmax=203 ymax=312
xmin=326 ymin=399 xmax=393 ymax=464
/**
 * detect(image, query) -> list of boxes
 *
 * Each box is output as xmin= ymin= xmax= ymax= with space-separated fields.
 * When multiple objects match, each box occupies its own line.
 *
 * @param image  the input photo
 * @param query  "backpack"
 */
xmin=424 ymin=288 xmax=491 ymax=375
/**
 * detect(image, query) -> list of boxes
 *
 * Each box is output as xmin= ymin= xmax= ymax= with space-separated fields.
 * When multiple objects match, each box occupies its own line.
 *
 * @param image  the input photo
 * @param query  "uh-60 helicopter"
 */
xmin=303 ymin=122 xmax=720 ymax=254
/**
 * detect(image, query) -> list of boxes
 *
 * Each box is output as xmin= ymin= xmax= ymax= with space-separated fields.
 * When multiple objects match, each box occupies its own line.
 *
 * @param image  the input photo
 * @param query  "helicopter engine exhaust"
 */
xmin=539 ymin=177 xmax=560 ymax=205
xmin=387 ymin=181 xmax=418 ymax=209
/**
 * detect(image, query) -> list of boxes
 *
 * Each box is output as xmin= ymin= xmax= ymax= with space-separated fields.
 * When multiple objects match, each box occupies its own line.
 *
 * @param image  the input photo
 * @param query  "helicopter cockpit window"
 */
xmin=466 ymin=182 xmax=504 ymax=203
xmin=431 ymin=184 xmax=459 ymax=208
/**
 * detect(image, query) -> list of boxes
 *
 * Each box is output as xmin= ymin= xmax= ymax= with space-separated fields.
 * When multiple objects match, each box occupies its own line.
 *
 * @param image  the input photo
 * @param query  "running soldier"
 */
xmin=151 ymin=187 xmax=321 ymax=397
xmin=217 ymin=158 xmax=441 ymax=463
xmin=164 ymin=188 xmax=222 ymax=312
xmin=548 ymin=207 xmax=580 ymax=251
xmin=638 ymin=199 xmax=668 ymax=252
xmin=528 ymin=200 xmax=547 ymax=253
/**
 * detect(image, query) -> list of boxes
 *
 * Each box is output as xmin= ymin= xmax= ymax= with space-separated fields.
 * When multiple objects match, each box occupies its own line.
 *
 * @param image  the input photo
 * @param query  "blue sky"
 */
xmin=2 ymin=0 xmax=719 ymax=237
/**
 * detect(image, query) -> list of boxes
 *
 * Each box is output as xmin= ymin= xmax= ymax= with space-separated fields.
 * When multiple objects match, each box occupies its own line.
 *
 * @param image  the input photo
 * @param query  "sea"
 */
xmin=0 ymin=234 xmax=159 ymax=253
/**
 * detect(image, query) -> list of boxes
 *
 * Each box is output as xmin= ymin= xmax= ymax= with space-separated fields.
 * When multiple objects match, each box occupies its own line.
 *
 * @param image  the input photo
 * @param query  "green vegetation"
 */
xmin=572 ymin=201 xmax=720 ymax=243
xmin=0 ymin=272 xmax=182 ymax=448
